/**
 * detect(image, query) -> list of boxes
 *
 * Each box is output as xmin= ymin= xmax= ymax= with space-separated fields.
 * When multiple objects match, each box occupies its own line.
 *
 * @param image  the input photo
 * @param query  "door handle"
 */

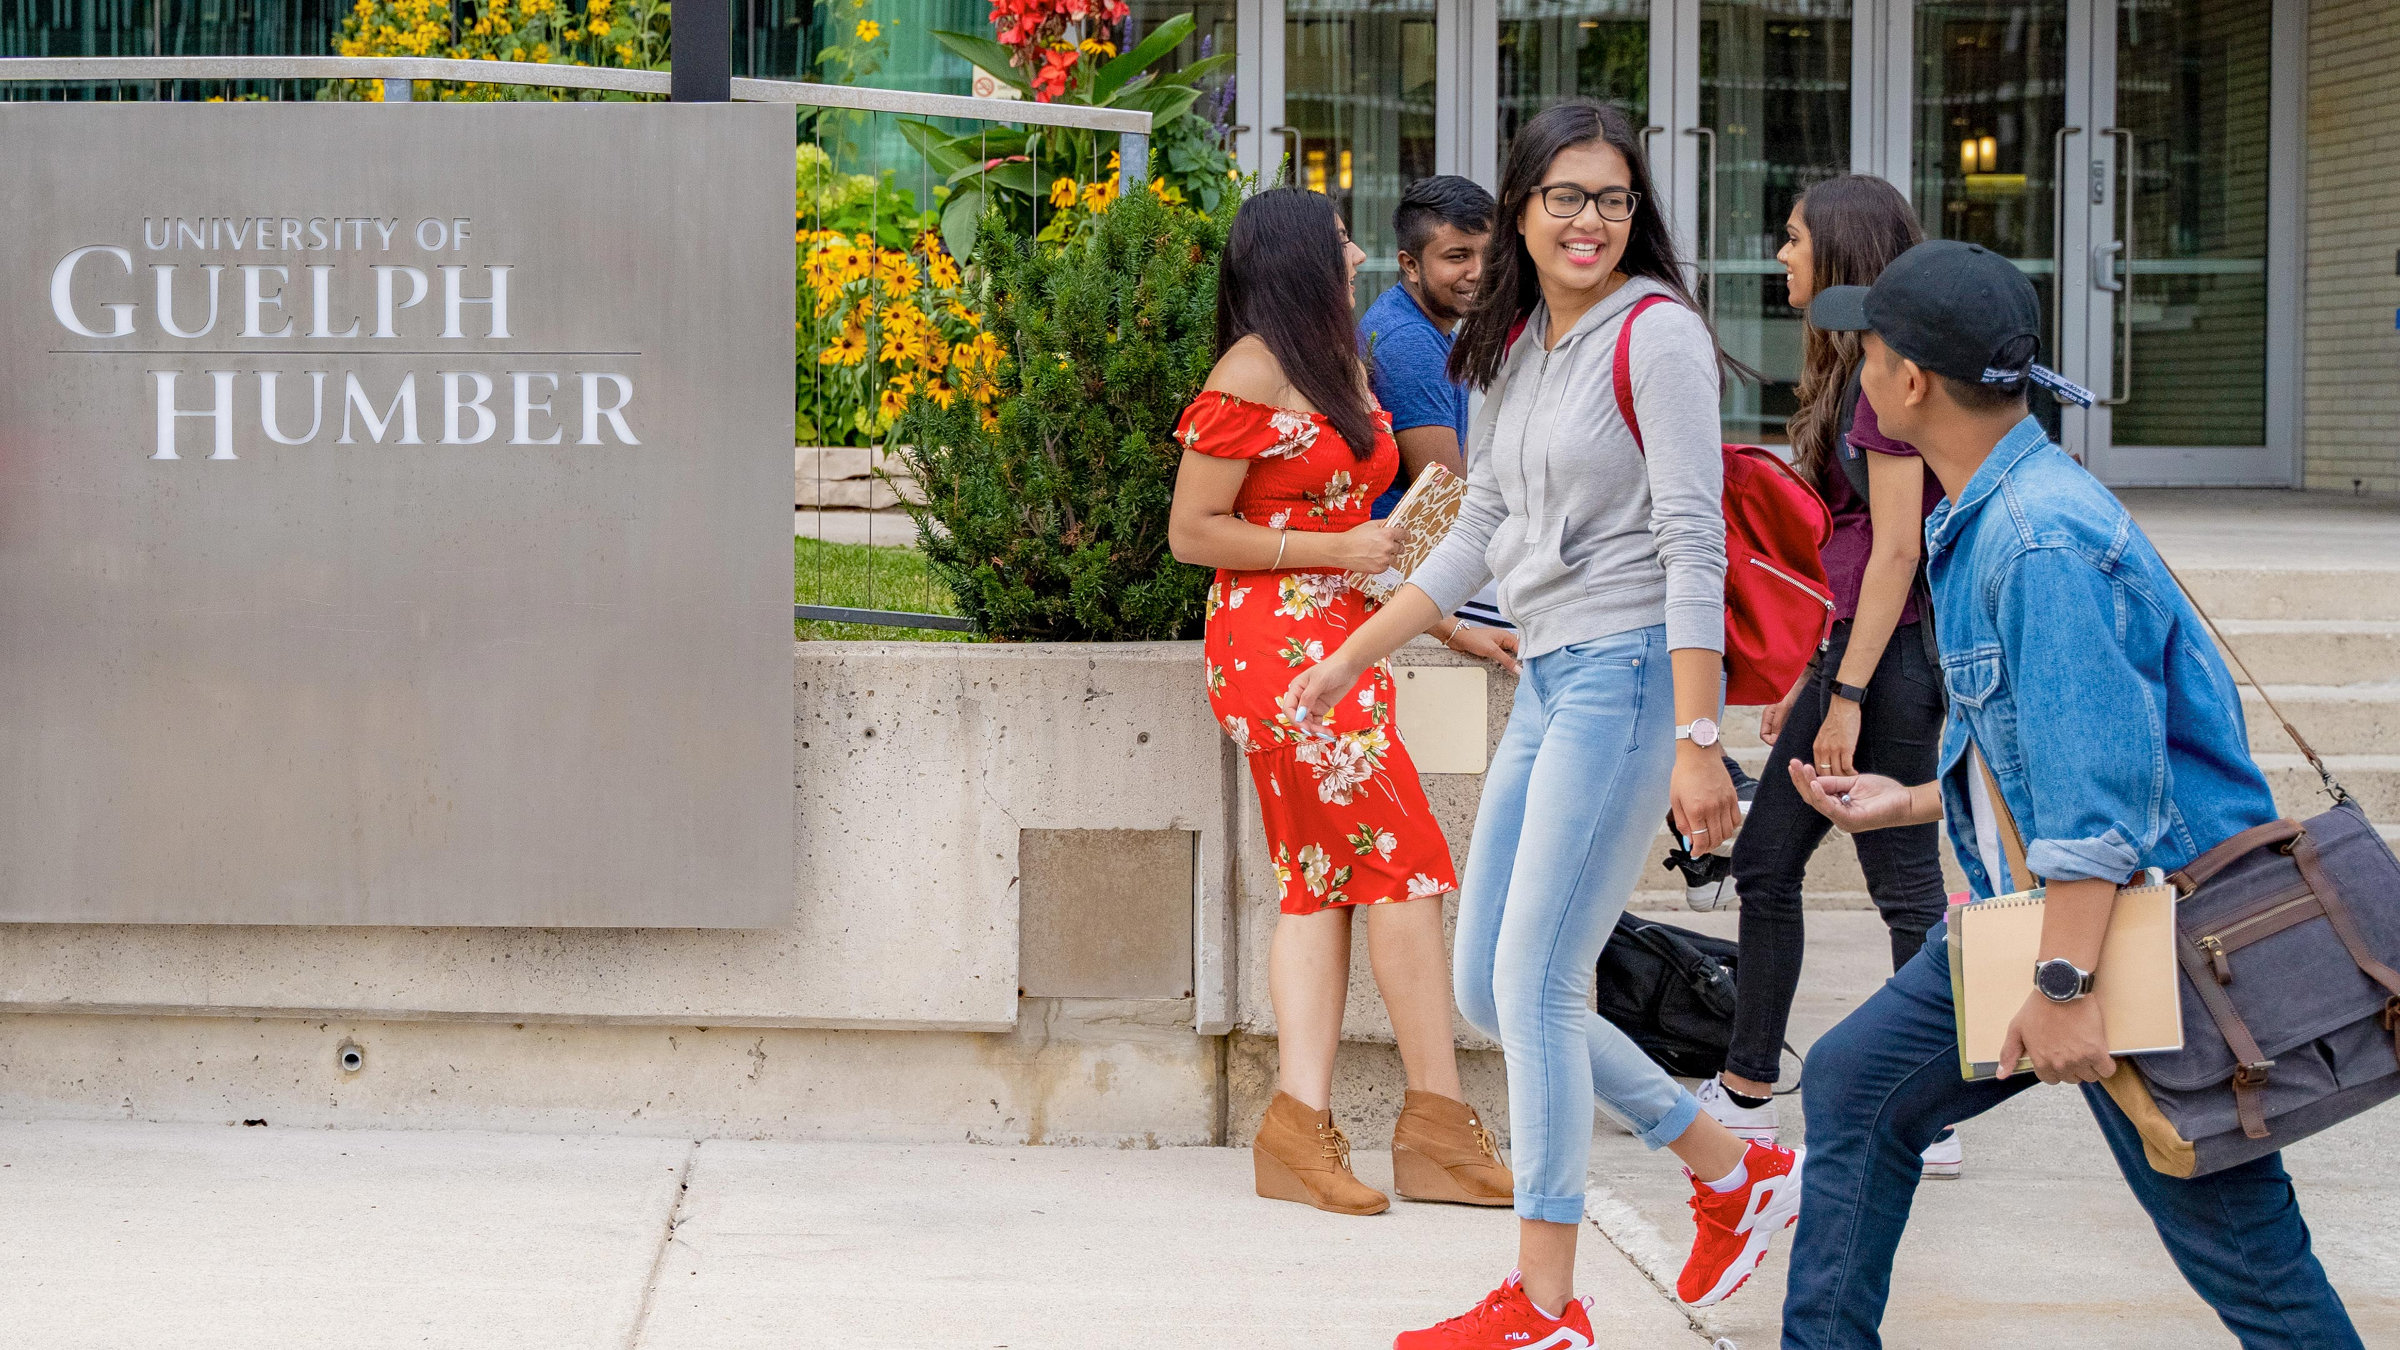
xmin=1683 ymin=126 xmax=1717 ymax=327
xmin=2101 ymin=127 xmax=2135 ymax=407
xmin=1269 ymin=125 xmax=1301 ymax=184
xmin=2050 ymin=125 xmax=2082 ymax=359
xmin=2091 ymin=240 xmax=2125 ymax=292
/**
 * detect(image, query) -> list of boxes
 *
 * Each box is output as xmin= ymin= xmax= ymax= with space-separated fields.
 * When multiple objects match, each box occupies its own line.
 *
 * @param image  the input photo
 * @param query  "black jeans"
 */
xmin=1723 ymin=619 xmax=1949 ymax=1086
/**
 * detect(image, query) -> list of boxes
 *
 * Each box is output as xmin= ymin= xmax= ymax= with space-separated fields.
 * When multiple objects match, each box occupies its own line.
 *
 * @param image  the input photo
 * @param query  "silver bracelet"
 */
xmin=1272 ymin=528 xmax=1289 ymax=570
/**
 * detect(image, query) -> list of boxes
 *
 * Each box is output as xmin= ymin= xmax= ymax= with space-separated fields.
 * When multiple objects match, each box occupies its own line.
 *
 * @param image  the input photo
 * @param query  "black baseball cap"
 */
xmin=1808 ymin=240 xmax=2093 ymax=407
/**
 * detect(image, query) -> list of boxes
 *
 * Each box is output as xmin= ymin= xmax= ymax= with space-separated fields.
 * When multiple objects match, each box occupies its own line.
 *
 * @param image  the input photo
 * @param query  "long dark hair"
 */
xmin=1215 ymin=187 xmax=1376 ymax=459
xmin=1449 ymin=99 xmax=1719 ymax=390
xmin=1786 ymin=174 xmax=1922 ymax=482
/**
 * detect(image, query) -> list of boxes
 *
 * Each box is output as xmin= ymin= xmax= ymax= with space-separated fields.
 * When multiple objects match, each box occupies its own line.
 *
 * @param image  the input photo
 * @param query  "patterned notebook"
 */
xmin=1347 ymin=463 xmax=1468 ymax=603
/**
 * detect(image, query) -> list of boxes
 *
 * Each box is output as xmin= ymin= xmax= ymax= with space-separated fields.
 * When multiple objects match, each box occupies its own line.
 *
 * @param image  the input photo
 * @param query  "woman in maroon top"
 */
xmin=1695 ymin=176 xmax=1963 ymax=1175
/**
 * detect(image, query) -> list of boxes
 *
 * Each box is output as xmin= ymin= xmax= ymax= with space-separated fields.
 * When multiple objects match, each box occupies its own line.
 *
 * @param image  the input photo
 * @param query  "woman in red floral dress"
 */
xmin=1169 ymin=188 xmax=1518 ymax=1216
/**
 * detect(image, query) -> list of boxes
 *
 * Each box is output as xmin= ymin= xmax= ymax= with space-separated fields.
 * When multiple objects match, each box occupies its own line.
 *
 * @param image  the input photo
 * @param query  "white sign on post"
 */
xmin=0 ymin=102 xmax=796 ymax=926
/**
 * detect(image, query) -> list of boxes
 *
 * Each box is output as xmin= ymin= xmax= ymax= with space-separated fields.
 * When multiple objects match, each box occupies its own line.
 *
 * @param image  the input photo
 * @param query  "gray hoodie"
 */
xmin=1410 ymin=276 xmax=1726 ymax=660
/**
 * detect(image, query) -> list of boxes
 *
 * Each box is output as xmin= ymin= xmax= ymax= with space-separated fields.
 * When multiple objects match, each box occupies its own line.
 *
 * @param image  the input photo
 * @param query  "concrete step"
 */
xmin=1729 ymin=686 xmax=2399 ymax=773
xmin=2172 ymin=566 xmax=2400 ymax=622
xmin=2212 ymin=620 xmax=2400 ymax=689
xmin=1641 ymin=820 xmax=1968 ymax=904
xmin=2243 ymin=684 xmax=2400 ymax=756
xmin=1729 ymin=676 xmax=2400 ymax=763
xmin=2264 ymin=755 xmax=2400 ymax=822
xmin=1632 ymin=806 xmax=2397 ymax=916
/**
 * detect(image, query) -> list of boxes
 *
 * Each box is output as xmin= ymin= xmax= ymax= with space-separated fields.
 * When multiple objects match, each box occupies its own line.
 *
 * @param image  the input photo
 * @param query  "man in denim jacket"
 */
xmin=1777 ymin=240 xmax=2360 ymax=1349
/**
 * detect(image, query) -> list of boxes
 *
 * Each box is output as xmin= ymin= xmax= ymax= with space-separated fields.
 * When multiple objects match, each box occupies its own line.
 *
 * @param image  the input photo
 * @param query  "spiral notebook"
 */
xmin=1947 ymin=882 xmax=2185 ymax=1081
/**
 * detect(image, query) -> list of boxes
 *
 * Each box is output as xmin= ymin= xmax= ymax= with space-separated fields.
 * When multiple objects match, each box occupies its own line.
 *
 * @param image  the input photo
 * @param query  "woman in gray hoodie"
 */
xmin=1287 ymin=101 xmax=1799 ymax=1347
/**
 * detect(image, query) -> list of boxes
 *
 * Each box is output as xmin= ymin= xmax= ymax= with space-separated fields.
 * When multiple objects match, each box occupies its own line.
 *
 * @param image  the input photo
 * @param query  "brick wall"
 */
xmin=2304 ymin=0 xmax=2400 ymax=493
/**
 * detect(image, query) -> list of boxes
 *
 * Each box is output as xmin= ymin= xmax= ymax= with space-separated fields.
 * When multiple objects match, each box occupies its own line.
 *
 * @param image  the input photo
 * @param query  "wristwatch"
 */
xmin=1676 ymin=717 xmax=1720 ymax=748
xmin=1832 ymin=680 xmax=1870 ymax=705
xmin=2034 ymin=957 xmax=2096 ymax=1003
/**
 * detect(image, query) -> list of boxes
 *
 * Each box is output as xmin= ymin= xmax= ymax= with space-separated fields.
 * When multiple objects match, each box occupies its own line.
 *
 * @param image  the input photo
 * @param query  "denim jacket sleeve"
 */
xmin=1995 ymin=545 xmax=2162 ymax=884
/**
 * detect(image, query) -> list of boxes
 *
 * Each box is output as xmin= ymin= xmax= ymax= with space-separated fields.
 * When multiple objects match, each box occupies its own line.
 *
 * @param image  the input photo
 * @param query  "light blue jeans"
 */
xmin=1455 ymin=623 xmax=1699 ymax=1224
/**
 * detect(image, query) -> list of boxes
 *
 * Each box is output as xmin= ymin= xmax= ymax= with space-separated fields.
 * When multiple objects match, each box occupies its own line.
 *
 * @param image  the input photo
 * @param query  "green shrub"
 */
xmin=896 ymin=184 xmax=1231 ymax=641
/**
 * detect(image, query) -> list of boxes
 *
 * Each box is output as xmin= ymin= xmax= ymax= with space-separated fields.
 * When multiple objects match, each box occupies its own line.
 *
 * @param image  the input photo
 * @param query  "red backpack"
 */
xmin=1614 ymin=295 xmax=1834 ymax=706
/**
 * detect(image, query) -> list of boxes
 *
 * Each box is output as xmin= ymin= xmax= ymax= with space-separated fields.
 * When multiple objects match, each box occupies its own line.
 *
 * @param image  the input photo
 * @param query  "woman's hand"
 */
xmin=1331 ymin=519 xmax=1410 ymax=575
xmin=1447 ymin=624 xmax=1521 ymax=675
xmin=1788 ymin=764 xmax=1930 ymax=833
xmin=1283 ymin=652 xmax=1367 ymax=728
xmin=1812 ymin=695 xmax=1862 ymax=777
xmin=1758 ymin=682 xmax=1802 ymax=744
xmin=1670 ymin=749 xmax=1741 ymax=855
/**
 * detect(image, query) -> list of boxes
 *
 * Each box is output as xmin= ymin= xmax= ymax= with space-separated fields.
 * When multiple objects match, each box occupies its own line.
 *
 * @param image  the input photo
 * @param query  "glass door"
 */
xmin=2086 ymin=0 xmax=2277 ymax=482
xmin=1497 ymin=0 xmax=1654 ymax=143
xmin=1909 ymin=0 xmax=2283 ymax=480
xmin=1283 ymin=0 xmax=1441 ymax=315
xmin=1911 ymin=0 xmax=2073 ymax=436
xmin=1696 ymin=2 xmax=1855 ymax=444
xmin=1492 ymin=1 xmax=1852 ymax=448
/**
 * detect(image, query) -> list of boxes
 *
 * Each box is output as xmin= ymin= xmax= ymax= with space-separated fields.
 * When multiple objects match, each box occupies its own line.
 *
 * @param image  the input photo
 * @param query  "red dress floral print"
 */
xmin=1176 ymin=390 xmax=1459 ymax=917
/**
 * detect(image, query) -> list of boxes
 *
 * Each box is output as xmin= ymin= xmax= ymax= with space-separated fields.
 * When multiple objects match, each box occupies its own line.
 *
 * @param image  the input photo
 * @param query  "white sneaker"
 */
xmin=1686 ymin=870 xmax=1739 ymax=912
xmin=1694 ymin=1075 xmax=1780 ymax=1147
xmin=1921 ymin=1132 xmax=1963 ymax=1179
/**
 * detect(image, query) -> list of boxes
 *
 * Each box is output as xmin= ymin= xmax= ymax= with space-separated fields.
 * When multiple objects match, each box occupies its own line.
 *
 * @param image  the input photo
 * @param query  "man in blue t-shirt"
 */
xmin=1359 ymin=175 xmax=1492 ymax=521
xmin=1359 ymin=176 xmax=1506 ymax=630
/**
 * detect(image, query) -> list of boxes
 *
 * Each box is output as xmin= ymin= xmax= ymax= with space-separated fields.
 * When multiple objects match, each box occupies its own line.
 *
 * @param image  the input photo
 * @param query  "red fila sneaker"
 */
xmin=1393 ymin=1272 xmax=1595 ymax=1350
xmin=1677 ymin=1141 xmax=1804 ymax=1307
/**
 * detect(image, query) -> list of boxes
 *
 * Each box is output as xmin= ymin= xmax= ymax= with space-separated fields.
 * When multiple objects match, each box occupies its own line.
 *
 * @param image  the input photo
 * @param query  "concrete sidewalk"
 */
xmin=0 ymin=1119 xmax=1703 ymax=1350
xmin=10 ymin=1100 xmax=2392 ymax=1350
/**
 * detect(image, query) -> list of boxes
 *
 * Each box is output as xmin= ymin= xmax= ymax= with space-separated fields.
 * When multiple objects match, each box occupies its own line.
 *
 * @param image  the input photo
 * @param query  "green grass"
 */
xmin=794 ymin=537 xmax=979 ymax=642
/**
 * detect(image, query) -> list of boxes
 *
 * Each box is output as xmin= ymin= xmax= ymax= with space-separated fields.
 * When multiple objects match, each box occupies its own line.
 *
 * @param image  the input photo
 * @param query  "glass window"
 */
xmin=1284 ymin=0 xmax=1438 ymax=315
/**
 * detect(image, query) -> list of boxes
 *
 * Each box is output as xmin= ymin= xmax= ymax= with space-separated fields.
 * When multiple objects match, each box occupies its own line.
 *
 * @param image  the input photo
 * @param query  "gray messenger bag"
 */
xmin=2098 ymin=574 xmax=2400 ymax=1178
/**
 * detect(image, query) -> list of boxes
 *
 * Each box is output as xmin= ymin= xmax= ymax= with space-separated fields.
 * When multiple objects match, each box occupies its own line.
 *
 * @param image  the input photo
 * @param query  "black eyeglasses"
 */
xmin=1534 ymin=184 xmax=1640 ymax=222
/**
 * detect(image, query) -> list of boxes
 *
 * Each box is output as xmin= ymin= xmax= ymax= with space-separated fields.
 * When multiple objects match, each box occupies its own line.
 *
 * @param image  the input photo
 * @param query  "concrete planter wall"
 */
xmin=0 ymin=638 xmax=1508 ymax=1143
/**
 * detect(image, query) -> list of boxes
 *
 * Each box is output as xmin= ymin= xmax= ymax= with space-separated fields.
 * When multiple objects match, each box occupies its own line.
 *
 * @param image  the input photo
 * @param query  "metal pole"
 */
xmin=671 ymin=0 xmax=731 ymax=102
xmin=1118 ymin=132 xmax=1146 ymax=197
xmin=381 ymin=77 xmax=411 ymax=102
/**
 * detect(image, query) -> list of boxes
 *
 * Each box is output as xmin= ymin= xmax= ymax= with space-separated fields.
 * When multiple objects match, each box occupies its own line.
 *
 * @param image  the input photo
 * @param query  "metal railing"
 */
xmin=6 ymin=55 xmax=1159 ymax=639
xmin=0 ymin=56 xmax=1149 ymax=187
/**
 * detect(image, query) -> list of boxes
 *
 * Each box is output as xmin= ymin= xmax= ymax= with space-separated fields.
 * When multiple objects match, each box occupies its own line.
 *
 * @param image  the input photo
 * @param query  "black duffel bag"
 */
xmin=1594 ymin=912 xmax=1745 ymax=1080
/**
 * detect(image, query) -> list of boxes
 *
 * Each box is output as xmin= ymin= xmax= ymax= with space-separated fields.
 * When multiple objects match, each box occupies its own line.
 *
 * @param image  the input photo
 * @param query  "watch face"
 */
xmin=2035 ymin=959 xmax=2083 ymax=1001
xmin=1688 ymin=718 xmax=1719 ymax=747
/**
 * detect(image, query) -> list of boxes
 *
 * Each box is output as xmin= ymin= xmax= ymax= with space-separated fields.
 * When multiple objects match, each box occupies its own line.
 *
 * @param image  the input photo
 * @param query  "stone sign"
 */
xmin=0 ymin=103 xmax=794 ymax=925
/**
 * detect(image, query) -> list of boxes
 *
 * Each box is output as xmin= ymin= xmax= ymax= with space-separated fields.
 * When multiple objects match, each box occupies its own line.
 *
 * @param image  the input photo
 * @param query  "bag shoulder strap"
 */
xmin=1609 ymin=293 xmax=1679 ymax=457
xmin=1974 ymin=750 xmax=2037 ymax=891
xmin=1833 ymin=366 xmax=1871 ymax=502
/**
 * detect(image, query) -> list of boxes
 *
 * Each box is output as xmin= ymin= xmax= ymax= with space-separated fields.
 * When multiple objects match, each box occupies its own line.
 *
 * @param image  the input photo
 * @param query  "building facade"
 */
xmin=5 ymin=0 xmax=2392 ymax=488
xmin=1230 ymin=0 xmax=2388 ymax=490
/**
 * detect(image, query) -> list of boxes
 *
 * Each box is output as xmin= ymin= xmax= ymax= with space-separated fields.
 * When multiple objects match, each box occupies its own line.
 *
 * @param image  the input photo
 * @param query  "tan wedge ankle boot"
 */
xmin=1252 ymin=1091 xmax=1389 ymax=1215
xmin=1390 ymin=1089 xmax=1513 ymax=1205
